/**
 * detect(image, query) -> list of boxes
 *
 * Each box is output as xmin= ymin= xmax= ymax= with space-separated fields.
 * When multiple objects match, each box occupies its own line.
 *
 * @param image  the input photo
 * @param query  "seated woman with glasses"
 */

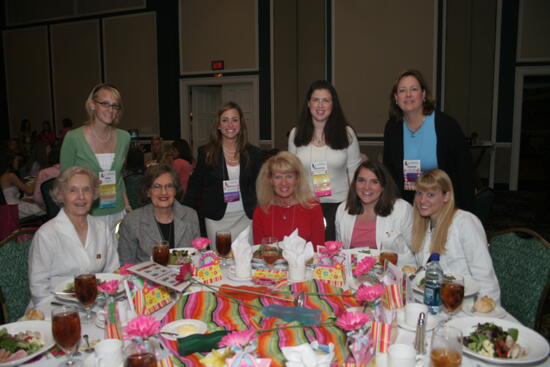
xmin=253 ymin=151 xmax=325 ymax=249
xmin=411 ymin=169 xmax=500 ymax=302
xmin=60 ymin=83 xmax=131 ymax=234
xmin=28 ymin=166 xmax=119 ymax=307
xmin=118 ymin=165 xmax=200 ymax=265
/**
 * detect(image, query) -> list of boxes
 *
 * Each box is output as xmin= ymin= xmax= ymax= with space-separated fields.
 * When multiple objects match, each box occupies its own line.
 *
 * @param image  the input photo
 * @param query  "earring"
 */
xmin=423 ymin=97 xmax=426 ymax=102
xmin=395 ymin=100 xmax=398 ymax=105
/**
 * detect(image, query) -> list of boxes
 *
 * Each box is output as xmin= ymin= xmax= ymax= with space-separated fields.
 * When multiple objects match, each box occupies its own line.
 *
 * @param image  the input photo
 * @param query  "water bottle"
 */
xmin=423 ymin=253 xmax=443 ymax=314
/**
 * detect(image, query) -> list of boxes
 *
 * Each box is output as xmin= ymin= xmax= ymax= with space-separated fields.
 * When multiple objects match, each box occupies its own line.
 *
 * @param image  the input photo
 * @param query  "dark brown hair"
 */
xmin=388 ymin=69 xmax=435 ymax=121
xmin=140 ymin=164 xmax=182 ymax=204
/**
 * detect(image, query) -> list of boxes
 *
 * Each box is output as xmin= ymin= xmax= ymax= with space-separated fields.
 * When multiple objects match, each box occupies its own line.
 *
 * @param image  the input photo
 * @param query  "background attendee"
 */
xmin=145 ymin=136 xmax=164 ymax=167
xmin=411 ymin=168 xmax=500 ymax=302
xmin=171 ymin=138 xmax=194 ymax=194
xmin=28 ymin=166 xmax=119 ymax=306
xmin=118 ymin=165 xmax=200 ymax=264
xmin=33 ymin=144 xmax=61 ymax=209
xmin=184 ymin=101 xmax=263 ymax=242
xmin=60 ymin=83 xmax=131 ymax=232
xmin=383 ymin=69 xmax=475 ymax=211
xmin=254 ymin=151 xmax=324 ymax=248
xmin=59 ymin=118 xmax=73 ymax=142
xmin=124 ymin=146 xmax=146 ymax=210
xmin=26 ymin=140 xmax=50 ymax=177
xmin=288 ymin=80 xmax=361 ymax=241
xmin=38 ymin=120 xmax=56 ymax=145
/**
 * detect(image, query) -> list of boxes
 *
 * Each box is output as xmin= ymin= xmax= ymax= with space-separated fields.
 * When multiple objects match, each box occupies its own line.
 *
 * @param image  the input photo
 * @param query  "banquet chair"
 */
xmin=41 ymin=177 xmax=60 ymax=220
xmin=124 ymin=172 xmax=144 ymax=210
xmin=489 ymin=228 xmax=550 ymax=331
xmin=0 ymin=228 xmax=36 ymax=322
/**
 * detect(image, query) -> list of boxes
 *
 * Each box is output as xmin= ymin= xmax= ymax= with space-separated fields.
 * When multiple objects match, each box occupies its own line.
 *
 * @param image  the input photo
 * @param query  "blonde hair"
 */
xmin=256 ymin=151 xmax=316 ymax=212
xmin=85 ymin=83 xmax=123 ymax=125
xmin=51 ymin=166 xmax=99 ymax=206
xmin=411 ymin=169 xmax=457 ymax=254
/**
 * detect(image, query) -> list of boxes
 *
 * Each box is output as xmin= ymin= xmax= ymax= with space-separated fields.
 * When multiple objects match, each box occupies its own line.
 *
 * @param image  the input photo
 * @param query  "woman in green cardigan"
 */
xmin=60 ymin=83 xmax=131 ymax=232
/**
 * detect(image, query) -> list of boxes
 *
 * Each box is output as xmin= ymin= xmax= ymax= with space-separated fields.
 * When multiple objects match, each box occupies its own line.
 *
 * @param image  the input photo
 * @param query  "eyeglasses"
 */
xmin=94 ymin=100 xmax=122 ymax=111
xmin=151 ymin=183 xmax=176 ymax=191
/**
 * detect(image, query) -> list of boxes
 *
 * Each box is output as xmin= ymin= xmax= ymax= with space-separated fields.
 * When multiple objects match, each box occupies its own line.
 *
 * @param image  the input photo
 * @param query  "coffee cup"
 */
xmin=95 ymin=338 xmax=123 ymax=367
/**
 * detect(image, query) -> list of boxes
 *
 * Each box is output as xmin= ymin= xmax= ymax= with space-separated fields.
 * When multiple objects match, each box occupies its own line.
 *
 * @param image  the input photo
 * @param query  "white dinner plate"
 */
xmin=396 ymin=308 xmax=439 ymax=332
xmin=461 ymin=298 xmax=506 ymax=318
xmin=0 ymin=320 xmax=55 ymax=367
xmin=150 ymin=247 xmax=197 ymax=269
xmin=226 ymin=268 xmax=253 ymax=282
xmin=447 ymin=316 xmax=550 ymax=364
xmin=160 ymin=319 xmax=207 ymax=341
xmin=412 ymin=270 xmax=480 ymax=297
xmin=53 ymin=273 xmax=124 ymax=302
xmin=83 ymin=354 xmax=123 ymax=367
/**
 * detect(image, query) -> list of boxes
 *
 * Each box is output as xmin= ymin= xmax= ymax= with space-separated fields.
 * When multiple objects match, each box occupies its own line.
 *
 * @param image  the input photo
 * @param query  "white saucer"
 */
xmin=396 ymin=309 xmax=438 ymax=331
xmin=226 ymin=268 xmax=252 ymax=282
xmin=160 ymin=319 xmax=207 ymax=341
xmin=83 ymin=354 xmax=123 ymax=367
xmin=461 ymin=298 xmax=506 ymax=318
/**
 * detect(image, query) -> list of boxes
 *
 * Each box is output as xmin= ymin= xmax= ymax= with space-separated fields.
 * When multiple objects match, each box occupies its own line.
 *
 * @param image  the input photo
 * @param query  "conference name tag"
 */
xmin=98 ymin=170 xmax=117 ymax=208
xmin=223 ymin=179 xmax=240 ymax=202
xmin=311 ymin=161 xmax=332 ymax=197
xmin=403 ymin=160 xmax=421 ymax=191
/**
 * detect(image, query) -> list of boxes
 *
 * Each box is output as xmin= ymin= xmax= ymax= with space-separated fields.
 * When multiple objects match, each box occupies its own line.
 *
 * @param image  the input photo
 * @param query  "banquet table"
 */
xmin=28 ymin=269 xmax=550 ymax=367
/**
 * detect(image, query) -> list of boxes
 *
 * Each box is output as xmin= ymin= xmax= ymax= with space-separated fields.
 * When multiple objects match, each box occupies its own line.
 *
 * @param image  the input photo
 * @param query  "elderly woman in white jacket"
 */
xmin=411 ymin=169 xmax=500 ymax=303
xmin=28 ymin=166 xmax=119 ymax=307
xmin=335 ymin=161 xmax=415 ymax=266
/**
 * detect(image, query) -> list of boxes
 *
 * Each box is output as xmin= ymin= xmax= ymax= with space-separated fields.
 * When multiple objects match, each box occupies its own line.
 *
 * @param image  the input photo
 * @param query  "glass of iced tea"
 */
xmin=215 ymin=231 xmax=232 ymax=267
xmin=261 ymin=237 xmax=281 ymax=266
xmin=74 ymin=273 xmax=97 ymax=324
xmin=125 ymin=352 xmax=157 ymax=367
xmin=52 ymin=305 xmax=81 ymax=366
xmin=440 ymin=274 xmax=465 ymax=318
xmin=153 ymin=240 xmax=170 ymax=266
xmin=379 ymin=238 xmax=399 ymax=268
xmin=430 ymin=325 xmax=463 ymax=367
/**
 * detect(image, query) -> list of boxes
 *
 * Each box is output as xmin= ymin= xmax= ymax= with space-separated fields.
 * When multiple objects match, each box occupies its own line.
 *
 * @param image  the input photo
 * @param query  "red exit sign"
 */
xmin=211 ymin=60 xmax=224 ymax=70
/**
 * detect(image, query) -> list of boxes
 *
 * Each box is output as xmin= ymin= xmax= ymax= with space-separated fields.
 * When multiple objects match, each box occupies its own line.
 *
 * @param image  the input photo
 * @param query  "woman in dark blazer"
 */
xmin=184 ymin=101 xmax=263 ymax=242
xmin=383 ymin=69 xmax=475 ymax=211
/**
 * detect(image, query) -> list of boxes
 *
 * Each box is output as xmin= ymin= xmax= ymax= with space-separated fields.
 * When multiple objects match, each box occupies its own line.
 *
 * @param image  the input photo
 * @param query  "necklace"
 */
xmin=155 ymin=218 xmax=174 ymax=246
xmin=222 ymin=146 xmax=237 ymax=154
xmin=404 ymin=116 xmax=426 ymax=138
xmin=90 ymin=126 xmax=112 ymax=143
xmin=312 ymin=133 xmax=325 ymax=146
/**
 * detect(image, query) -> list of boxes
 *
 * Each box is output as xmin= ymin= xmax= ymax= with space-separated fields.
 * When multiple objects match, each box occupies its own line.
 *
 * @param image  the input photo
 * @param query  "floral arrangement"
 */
xmin=98 ymin=280 xmax=120 ymax=297
xmin=320 ymin=241 xmax=343 ymax=256
xmin=218 ymin=330 xmax=264 ymax=366
xmin=336 ymin=310 xmax=375 ymax=365
xmin=175 ymin=260 xmax=194 ymax=282
xmin=218 ymin=330 xmax=256 ymax=349
xmin=192 ymin=237 xmax=212 ymax=251
xmin=123 ymin=315 xmax=161 ymax=341
xmin=352 ymin=256 xmax=377 ymax=277
xmin=356 ymin=283 xmax=386 ymax=304
xmin=118 ymin=263 xmax=135 ymax=275
xmin=335 ymin=311 xmax=371 ymax=331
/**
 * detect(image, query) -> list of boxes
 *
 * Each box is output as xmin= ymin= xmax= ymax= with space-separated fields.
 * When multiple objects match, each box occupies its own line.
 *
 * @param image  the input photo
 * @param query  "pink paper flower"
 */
xmin=118 ymin=263 xmax=135 ymax=275
xmin=320 ymin=241 xmax=344 ymax=256
xmin=192 ymin=237 xmax=212 ymax=250
xmin=97 ymin=280 xmax=120 ymax=295
xmin=123 ymin=316 xmax=161 ymax=340
xmin=218 ymin=329 xmax=256 ymax=348
xmin=353 ymin=256 xmax=377 ymax=276
xmin=356 ymin=283 xmax=386 ymax=303
xmin=335 ymin=311 xmax=370 ymax=331
xmin=175 ymin=262 xmax=193 ymax=281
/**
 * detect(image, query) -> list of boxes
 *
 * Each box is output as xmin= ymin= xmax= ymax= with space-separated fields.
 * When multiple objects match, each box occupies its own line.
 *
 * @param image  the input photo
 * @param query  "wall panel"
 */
xmin=103 ymin=13 xmax=159 ymax=135
xmin=518 ymin=0 xmax=550 ymax=61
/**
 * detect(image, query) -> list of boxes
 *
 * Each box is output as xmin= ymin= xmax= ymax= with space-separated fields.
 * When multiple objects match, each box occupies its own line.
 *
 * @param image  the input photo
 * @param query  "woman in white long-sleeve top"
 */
xmin=288 ymin=80 xmax=361 ymax=240
xmin=412 ymin=168 xmax=500 ymax=303
xmin=335 ymin=161 xmax=415 ymax=266
xmin=28 ymin=166 xmax=119 ymax=307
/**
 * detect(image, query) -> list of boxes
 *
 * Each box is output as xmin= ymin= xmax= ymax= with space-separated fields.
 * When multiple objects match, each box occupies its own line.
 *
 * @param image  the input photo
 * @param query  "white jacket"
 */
xmin=28 ymin=208 xmax=120 ymax=306
xmin=414 ymin=210 xmax=500 ymax=303
xmin=335 ymin=198 xmax=416 ymax=266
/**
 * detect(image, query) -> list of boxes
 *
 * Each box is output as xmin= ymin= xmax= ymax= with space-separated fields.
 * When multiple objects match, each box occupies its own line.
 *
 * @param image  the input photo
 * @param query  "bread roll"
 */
xmin=401 ymin=265 xmax=417 ymax=275
xmin=474 ymin=296 xmax=496 ymax=313
xmin=22 ymin=309 xmax=45 ymax=321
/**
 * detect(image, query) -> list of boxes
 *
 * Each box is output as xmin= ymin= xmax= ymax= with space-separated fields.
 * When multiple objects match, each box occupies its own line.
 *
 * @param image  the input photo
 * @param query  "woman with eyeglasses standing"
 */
xmin=60 ymin=83 xmax=131 ymax=233
xmin=118 ymin=165 xmax=200 ymax=265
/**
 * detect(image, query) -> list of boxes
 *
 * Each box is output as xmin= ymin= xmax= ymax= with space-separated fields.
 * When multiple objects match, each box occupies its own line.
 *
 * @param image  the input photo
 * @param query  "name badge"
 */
xmin=403 ymin=160 xmax=421 ymax=191
xmin=311 ymin=161 xmax=332 ymax=197
xmin=98 ymin=170 xmax=117 ymax=208
xmin=223 ymin=179 xmax=240 ymax=202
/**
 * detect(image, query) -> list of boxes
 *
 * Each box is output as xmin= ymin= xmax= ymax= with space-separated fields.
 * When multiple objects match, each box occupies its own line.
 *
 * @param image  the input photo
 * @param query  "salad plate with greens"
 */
xmin=0 ymin=320 xmax=54 ymax=366
xmin=447 ymin=316 xmax=550 ymax=364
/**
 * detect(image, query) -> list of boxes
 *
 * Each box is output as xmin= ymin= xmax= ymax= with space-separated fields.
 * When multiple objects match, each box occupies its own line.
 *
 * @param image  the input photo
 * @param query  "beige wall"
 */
xmin=51 ymin=20 xmax=102 ymax=129
xmin=333 ymin=1 xmax=436 ymax=135
xmin=4 ymin=26 xmax=52 ymax=136
xmin=180 ymin=0 xmax=258 ymax=74
xmin=518 ymin=0 xmax=550 ymax=61
xmin=103 ymin=12 xmax=159 ymax=135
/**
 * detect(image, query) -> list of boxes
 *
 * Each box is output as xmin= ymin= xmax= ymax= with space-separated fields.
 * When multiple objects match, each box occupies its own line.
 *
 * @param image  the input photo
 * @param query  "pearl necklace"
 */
xmin=90 ymin=126 xmax=112 ymax=143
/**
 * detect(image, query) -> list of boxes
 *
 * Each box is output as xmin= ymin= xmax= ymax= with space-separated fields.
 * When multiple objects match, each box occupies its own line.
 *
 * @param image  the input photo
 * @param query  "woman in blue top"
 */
xmin=383 ymin=69 xmax=475 ymax=211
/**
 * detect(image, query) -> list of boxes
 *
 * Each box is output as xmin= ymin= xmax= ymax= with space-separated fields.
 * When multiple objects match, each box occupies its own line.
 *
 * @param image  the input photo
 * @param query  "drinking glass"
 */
xmin=52 ymin=305 xmax=82 ymax=366
xmin=379 ymin=239 xmax=399 ymax=268
xmin=260 ymin=237 xmax=281 ymax=266
xmin=74 ymin=273 xmax=97 ymax=324
xmin=152 ymin=240 xmax=170 ymax=266
xmin=215 ymin=231 xmax=232 ymax=267
xmin=430 ymin=325 xmax=463 ymax=367
xmin=440 ymin=274 xmax=465 ymax=318
xmin=125 ymin=353 xmax=157 ymax=367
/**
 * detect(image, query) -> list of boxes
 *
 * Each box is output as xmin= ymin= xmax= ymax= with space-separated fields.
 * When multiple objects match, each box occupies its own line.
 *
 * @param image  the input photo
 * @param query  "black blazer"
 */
xmin=383 ymin=110 xmax=475 ymax=211
xmin=183 ymin=144 xmax=264 ymax=220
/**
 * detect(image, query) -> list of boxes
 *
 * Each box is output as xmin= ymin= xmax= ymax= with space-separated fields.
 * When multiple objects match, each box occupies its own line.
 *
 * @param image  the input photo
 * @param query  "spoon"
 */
xmin=82 ymin=335 xmax=94 ymax=353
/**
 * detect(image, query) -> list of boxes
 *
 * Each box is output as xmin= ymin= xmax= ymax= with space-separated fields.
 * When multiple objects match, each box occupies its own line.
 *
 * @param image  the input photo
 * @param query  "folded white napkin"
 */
xmin=282 ymin=342 xmax=334 ymax=367
xmin=280 ymin=229 xmax=314 ymax=282
xmin=231 ymin=226 xmax=252 ymax=279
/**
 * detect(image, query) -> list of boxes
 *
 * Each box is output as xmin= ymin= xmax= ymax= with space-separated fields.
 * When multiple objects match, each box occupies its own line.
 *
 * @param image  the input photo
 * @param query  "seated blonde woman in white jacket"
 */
xmin=411 ymin=169 xmax=500 ymax=303
xmin=335 ymin=161 xmax=415 ymax=266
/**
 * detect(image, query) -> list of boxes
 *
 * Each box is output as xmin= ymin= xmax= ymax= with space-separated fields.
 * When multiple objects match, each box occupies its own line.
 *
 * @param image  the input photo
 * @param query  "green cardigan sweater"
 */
xmin=60 ymin=126 xmax=131 ymax=216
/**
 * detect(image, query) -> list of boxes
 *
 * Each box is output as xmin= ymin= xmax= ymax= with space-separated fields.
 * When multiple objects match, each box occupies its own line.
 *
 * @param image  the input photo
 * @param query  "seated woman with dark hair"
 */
xmin=171 ymin=138 xmax=194 ymax=194
xmin=118 ymin=164 xmax=200 ymax=265
xmin=33 ymin=144 xmax=61 ymax=209
xmin=335 ymin=161 xmax=415 ymax=264
xmin=28 ymin=166 xmax=119 ymax=306
xmin=253 ymin=151 xmax=324 ymax=248
xmin=411 ymin=168 xmax=500 ymax=302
